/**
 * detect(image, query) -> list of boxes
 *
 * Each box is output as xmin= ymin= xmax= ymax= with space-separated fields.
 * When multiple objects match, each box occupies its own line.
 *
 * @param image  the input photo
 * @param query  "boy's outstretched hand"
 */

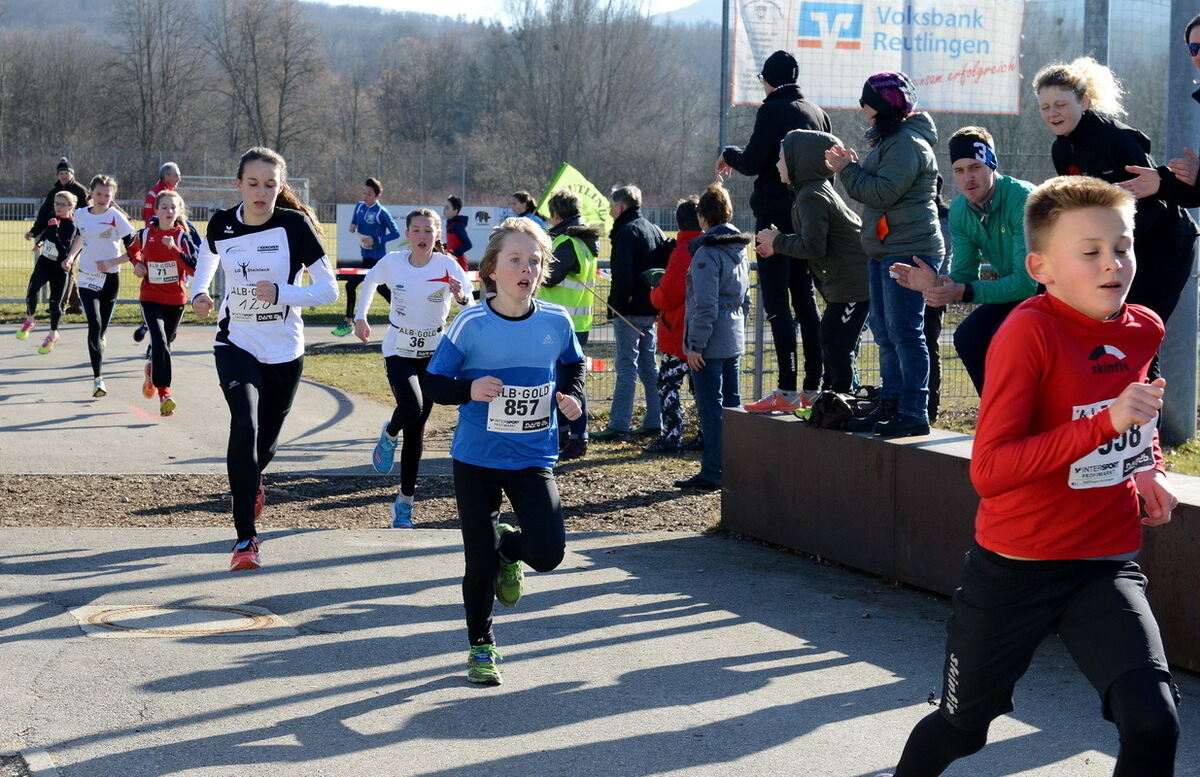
xmin=1107 ymin=378 xmax=1166 ymax=434
xmin=1135 ymin=469 xmax=1178 ymax=526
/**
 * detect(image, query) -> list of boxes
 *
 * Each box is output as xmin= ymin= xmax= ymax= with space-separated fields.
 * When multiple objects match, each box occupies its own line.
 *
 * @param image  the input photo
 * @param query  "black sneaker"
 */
xmin=559 ymin=438 xmax=588 ymax=461
xmin=631 ymin=426 xmax=661 ymax=439
xmin=591 ymin=427 xmax=630 ymax=442
xmin=874 ymin=414 xmax=930 ymax=438
xmin=845 ymin=402 xmax=897 ymax=433
xmin=642 ymin=436 xmax=682 ymax=454
xmin=133 ymin=324 xmax=148 ymax=343
xmin=674 ymin=474 xmax=720 ymax=491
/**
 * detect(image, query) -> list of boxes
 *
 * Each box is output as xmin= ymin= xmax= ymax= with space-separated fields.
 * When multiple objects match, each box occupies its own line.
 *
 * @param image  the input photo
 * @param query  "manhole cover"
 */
xmin=70 ymin=605 xmax=293 ymax=638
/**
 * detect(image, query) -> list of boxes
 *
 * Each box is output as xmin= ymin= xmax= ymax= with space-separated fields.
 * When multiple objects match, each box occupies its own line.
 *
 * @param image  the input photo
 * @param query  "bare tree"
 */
xmin=110 ymin=0 xmax=206 ymax=149
xmin=206 ymin=0 xmax=326 ymax=151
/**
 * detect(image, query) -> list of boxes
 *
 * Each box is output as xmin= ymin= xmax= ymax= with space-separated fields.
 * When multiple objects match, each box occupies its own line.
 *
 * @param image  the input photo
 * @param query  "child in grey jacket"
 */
xmin=677 ymin=183 xmax=751 ymax=491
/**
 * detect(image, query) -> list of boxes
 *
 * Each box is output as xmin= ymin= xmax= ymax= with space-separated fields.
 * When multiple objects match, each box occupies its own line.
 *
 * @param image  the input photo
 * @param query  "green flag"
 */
xmin=536 ymin=163 xmax=612 ymax=235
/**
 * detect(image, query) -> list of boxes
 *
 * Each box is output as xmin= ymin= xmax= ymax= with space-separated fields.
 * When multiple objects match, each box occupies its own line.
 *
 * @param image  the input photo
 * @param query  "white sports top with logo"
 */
xmin=354 ymin=250 xmax=473 ymax=359
xmin=192 ymin=205 xmax=338 ymax=364
xmin=73 ymin=206 xmax=134 ymax=274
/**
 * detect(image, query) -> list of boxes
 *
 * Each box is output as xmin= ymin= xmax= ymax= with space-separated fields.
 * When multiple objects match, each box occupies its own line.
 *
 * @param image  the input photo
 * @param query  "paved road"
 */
xmin=0 ymin=321 xmax=451 ymax=476
xmin=2 ymin=528 xmax=1197 ymax=777
xmin=2 ymin=320 xmax=1197 ymax=776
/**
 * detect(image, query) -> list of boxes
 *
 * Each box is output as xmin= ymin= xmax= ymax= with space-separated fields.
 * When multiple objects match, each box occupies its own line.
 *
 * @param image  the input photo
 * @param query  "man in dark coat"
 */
xmin=719 ymin=50 xmax=831 ymax=412
xmin=593 ymin=184 xmax=666 ymax=440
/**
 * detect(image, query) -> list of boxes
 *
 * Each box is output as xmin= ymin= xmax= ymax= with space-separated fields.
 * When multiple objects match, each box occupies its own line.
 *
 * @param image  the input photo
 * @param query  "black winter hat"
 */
xmin=760 ymin=50 xmax=798 ymax=87
xmin=56 ymin=157 xmax=72 ymax=173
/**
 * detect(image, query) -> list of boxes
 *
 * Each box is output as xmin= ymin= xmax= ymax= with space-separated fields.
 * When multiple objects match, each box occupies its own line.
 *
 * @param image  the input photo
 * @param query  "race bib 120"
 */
xmin=227 ymin=283 xmax=284 ymax=323
xmin=1068 ymin=399 xmax=1158 ymax=489
xmin=486 ymin=382 xmax=553 ymax=434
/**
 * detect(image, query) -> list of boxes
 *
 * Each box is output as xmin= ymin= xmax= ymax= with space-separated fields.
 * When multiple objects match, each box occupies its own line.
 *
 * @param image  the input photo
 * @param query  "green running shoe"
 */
xmin=466 ymin=644 xmax=503 ymax=685
xmin=494 ymin=523 xmax=523 ymax=608
xmin=331 ymin=322 xmax=353 ymax=337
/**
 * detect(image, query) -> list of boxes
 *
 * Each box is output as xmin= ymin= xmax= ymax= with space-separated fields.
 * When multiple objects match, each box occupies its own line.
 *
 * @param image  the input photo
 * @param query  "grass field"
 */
xmin=6 ymin=217 xmax=1200 ymax=473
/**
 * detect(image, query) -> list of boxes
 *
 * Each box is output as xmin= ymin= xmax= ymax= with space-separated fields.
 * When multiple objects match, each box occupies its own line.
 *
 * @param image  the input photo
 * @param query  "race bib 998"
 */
xmin=1069 ymin=399 xmax=1158 ymax=489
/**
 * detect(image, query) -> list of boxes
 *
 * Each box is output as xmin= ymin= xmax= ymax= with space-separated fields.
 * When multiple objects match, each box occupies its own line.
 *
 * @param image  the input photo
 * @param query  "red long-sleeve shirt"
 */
xmin=143 ymin=180 xmax=173 ymax=225
xmin=649 ymin=229 xmax=701 ymax=359
xmin=971 ymin=293 xmax=1164 ymax=560
xmin=128 ymin=225 xmax=195 ymax=305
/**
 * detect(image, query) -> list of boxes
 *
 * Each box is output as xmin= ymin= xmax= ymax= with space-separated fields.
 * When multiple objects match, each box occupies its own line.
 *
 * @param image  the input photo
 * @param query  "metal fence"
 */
xmin=1 ymin=202 xmax=978 ymax=406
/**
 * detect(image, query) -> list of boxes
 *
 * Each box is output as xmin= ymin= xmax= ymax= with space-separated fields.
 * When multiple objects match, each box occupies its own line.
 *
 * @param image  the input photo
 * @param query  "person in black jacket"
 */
xmin=26 ymin=158 xmax=90 ymax=314
xmin=594 ymin=185 xmax=666 ymax=440
xmin=1035 ymin=57 xmax=1198 ymax=325
xmin=719 ymin=50 xmax=832 ymax=412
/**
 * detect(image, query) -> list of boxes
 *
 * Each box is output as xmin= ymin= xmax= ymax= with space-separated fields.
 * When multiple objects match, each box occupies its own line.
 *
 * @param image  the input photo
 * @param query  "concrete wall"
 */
xmin=722 ymin=409 xmax=1200 ymax=673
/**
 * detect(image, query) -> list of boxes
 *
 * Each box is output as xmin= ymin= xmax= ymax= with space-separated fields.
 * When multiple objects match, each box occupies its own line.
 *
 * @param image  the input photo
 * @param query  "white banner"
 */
xmin=732 ymin=0 xmax=1025 ymax=113
xmin=334 ymin=203 xmax=507 ymax=268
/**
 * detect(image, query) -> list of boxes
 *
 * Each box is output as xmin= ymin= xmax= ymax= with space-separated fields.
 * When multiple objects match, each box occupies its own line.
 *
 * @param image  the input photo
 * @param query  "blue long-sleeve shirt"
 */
xmin=350 ymin=202 xmax=401 ymax=260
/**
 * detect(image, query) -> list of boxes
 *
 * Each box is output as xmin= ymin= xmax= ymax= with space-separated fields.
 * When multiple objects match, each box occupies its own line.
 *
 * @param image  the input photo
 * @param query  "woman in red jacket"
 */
xmin=645 ymin=197 xmax=703 ymax=453
xmin=126 ymin=190 xmax=197 ymax=415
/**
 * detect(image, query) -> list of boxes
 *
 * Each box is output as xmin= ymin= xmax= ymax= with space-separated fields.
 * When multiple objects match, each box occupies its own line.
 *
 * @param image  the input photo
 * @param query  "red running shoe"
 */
xmin=229 ymin=537 xmax=261 ymax=571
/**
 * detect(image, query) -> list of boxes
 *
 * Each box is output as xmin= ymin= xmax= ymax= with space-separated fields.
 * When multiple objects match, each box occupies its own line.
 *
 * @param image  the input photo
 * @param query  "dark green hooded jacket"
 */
xmin=771 ymin=130 xmax=869 ymax=303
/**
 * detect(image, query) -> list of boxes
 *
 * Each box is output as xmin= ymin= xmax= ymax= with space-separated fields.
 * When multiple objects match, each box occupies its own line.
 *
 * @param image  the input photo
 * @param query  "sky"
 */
xmin=304 ymin=0 xmax=696 ymax=23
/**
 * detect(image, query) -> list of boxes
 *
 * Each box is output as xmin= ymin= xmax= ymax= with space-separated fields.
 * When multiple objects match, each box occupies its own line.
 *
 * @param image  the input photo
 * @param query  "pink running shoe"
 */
xmin=229 ymin=537 xmax=262 ymax=571
xmin=743 ymin=389 xmax=805 ymax=414
xmin=142 ymin=361 xmax=155 ymax=398
xmin=16 ymin=319 xmax=35 ymax=339
xmin=253 ymin=475 xmax=266 ymax=523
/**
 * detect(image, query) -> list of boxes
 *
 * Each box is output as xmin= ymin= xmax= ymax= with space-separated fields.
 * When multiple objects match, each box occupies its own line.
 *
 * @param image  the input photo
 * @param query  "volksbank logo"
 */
xmin=798 ymin=2 xmax=863 ymax=50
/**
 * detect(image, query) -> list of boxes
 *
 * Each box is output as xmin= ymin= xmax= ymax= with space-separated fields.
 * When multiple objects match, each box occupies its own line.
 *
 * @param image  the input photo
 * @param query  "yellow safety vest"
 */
xmin=539 ymin=233 xmax=597 ymax=333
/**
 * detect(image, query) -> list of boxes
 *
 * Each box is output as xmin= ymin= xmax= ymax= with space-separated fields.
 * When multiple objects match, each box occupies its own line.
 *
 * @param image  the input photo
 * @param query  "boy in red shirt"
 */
xmin=126 ymin=190 xmax=197 ymax=415
xmin=878 ymin=176 xmax=1180 ymax=777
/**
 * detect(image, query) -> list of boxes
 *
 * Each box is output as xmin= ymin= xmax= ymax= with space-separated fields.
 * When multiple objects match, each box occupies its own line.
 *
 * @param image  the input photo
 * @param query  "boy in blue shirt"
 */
xmin=333 ymin=178 xmax=400 ymax=336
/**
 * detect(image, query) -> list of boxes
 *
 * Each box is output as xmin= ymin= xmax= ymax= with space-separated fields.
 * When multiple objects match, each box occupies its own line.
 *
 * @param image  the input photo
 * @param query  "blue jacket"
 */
xmin=351 ymin=202 xmax=401 ymax=260
xmin=685 ymin=224 xmax=750 ymax=359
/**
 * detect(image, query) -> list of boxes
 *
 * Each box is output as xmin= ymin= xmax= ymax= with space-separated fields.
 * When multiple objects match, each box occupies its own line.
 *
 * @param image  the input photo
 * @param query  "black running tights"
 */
xmin=384 ymin=355 xmax=434 ymax=497
xmin=892 ymin=668 xmax=1178 ymax=776
xmin=214 ymin=345 xmax=303 ymax=541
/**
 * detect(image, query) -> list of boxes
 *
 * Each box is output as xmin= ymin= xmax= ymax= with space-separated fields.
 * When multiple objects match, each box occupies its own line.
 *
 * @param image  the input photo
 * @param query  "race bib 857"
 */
xmin=486 ymin=383 xmax=553 ymax=434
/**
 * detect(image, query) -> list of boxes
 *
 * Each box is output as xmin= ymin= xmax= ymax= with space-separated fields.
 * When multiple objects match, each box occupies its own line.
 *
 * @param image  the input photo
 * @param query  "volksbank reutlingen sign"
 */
xmin=733 ymin=0 xmax=1025 ymax=113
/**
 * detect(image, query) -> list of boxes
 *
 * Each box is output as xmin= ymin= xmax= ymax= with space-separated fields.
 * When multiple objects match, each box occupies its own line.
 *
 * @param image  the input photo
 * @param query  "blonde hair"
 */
xmin=1024 ymin=176 xmax=1135 ymax=253
xmin=1033 ymin=56 xmax=1125 ymax=118
xmin=477 ymin=217 xmax=553 ymax=295
xmin=154 ymin=189 xmax=190 ymax=231
xmin=53 ymin=190 xmax=78 ymax=209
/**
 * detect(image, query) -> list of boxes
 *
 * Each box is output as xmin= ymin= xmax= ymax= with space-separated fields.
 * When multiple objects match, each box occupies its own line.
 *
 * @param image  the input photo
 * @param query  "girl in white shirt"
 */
xmin=354 ymin=209 xmax=472 ymax=528
xmin=190 ymin=147 xmax=338 ymax=572
xmin=65 ymin=175 xmax=134 ymax=396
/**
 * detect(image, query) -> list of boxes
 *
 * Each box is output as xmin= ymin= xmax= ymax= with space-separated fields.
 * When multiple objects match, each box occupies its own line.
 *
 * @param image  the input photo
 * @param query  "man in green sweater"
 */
xmin=892 ymin=126 xmax=1037 ymax=394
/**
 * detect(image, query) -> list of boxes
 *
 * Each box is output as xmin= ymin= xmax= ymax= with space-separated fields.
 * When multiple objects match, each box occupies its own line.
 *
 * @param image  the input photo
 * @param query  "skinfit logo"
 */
xmin=1089 ymin=344 xmax=1130 ymax=374
xmin=798 ymin=1 xmax=863 ymax=50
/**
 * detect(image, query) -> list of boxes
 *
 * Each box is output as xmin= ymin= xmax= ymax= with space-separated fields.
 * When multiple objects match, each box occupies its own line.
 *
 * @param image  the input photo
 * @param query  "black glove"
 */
xmin=641 ymin=268 xmax=665 ymax=289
